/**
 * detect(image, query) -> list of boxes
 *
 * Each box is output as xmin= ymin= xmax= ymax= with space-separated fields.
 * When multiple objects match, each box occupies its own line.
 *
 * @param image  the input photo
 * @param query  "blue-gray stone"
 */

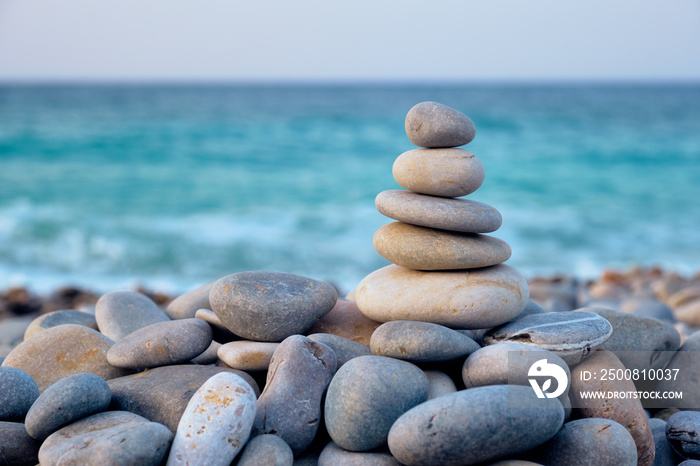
xmin=667 ymin=411 xmax=700 ymax=460
xmin=24 ymin=310 xmax=98 ymax=340
xmin=0 ymin=367 xmax=39 ymax=421
xmin=0 ymin=421 xmax=40 ymax=466
xmin=318 ymin=441 xmax=401 ymax=465
xmin=95 ymin=290 xmax=170 ymax=340
xmin=237 ymin=434 xmax=294 ymax=466
xmin=308 ymin=333 xmax=371 ymax=368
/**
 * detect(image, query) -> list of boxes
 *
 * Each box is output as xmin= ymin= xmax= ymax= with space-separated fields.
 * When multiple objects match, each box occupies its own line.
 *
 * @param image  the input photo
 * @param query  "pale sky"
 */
xmin=1 ymin=0 xmax=699 ymax=82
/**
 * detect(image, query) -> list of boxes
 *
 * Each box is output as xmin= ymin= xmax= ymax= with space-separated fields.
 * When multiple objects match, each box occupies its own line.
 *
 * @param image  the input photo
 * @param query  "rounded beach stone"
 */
xmin=324 ymin=355 xmax=429 ymax=452
xmin=308 ymin=299 xmax=381 ymax=346
xmin=374 ymin=222 xmax=511 ymax=270
xmin=621 ymin=298 xmax=676 ymax=323
xmin=356 ymin=264 xmax=528 ymax=329
xmin=95 ymin=290 xmax=170 ymax=340
xmin=388 ymin=385 xmax=564 ymax=466
xmin=165 ymin=281 xmax=214 ymax=320
xmin=392 ymin=148 xmax=484 ymax=197
xmin=195 ymin=308 xmax=238 ymax=342
xmin=570 ymin=349 xmax=655 ymax=466
xmin=667 ymin=411 xmax=700 ymax=460
xmin=25 ymin=373 xmax=111 ymax=441
xmin=107 ymin=318 xmax=212 ymax=369
xmin=190 ymin=340 xmax=221 ymax=365
xmin=24 ymin=309 xmax=98 ymax=340
xmin=237 ymin=434 xmax=294 ymax=466
xmin=657 ymin=332 xmax=700 ymax=409
xmin=217 ymin=341 xmax=279 ymax=371
xmin=370 ymin=320 xmax=480 ymax=362
xmin=528 ymin=418 xmax=637 ymax=466
xmin=308 ymin=333 xmax=371 ymax=368
xmin=0 ymin=422 xmax=40 ymax=466
xmin=0 ymin=367 xmax=39 ymax=421
xmin=209 ymin=271 xmax=337 ymax=342
xmin=483 ymin=310 xmax=613 ymax=365
xmin=39 ymin=411 xmax=172 ymax=466
xmin=653 ymin=421 xmax=677 ymax=466
xmin=2 ymin=324 xmax=129 ymax=392
xmin=318 ymin=441 xmax=401 ymax=466
xmin=107 ymin=365 xmax=259 ymax=432
xmin=405 ymin=101 xmax=476 ymax=148
xmin=167 ymin=372 xmax=256 ymax=466
xmin=375 ymin=190 xmax=502 ymax=233
xmin=423 ymin=370 xmax=457 ymax=400
xmin=254 ymin=335 xmax=337 ymax=455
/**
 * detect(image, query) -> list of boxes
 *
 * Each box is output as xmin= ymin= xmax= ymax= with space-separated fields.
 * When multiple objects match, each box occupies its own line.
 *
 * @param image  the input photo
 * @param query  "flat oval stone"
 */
xmin=370 ymin=320 xmax=480 ymax=362
xmin=210 ymin=271 xmax=337 ymax=342
xmin=308 ymin=299 xmax=381 ymax=346
xmin=25 ymin=373 xmax=111 ymax=441
xmin=392 ymin=148 xmax=484 ymax=197
xmin=308 ymin=333 xmax=371 ymax=368
xmin=0 ymin=422 xmax=40 ymax=466
xmin=95 ymin=290 xmax=170 ymax=340
xmin=528 ymin=418 xmax=637 ymax=466
xmin=483 ymin=310 xmax=613 ymax=365
xmin=0 ymin=367 xmax=39 ymax=421
xmin=107 ymin=318 xmax=212 ymax=369
xmin=423 ymin=370 xmax=457 ymax=400
xmin=107 ymin=365 xmax=259 ymax=432
xmin=667 ymin=411 xmax=700 ymax=460
xmin=375 ymin=190 xmax=502 ymax=233
xmin=254 ymin=335 xmax=337 ymax=455
xmin=165 ymin=281 xmax=214 ymax=320
xmin=237 ymin=434 xmax=294 ymax=466
xmin=167 ymin=372 xmax=256 ymax=466
xmin=324 ymin=355 xmax=429 ymax=452
xmin=24 ymin=310 xmax=98 ymax=340
xmin=2 ymin=324 xmax=130 ymax=392
xmin=356 ymin=264 xmax=528 ymax=329
xmin=319 ymin=441 xmax=401 ymax=466
xmin=195 ymin=308 xmax=238 ymax=342
xmin=217 ymin=341 xmax=279 ymax=371
xmin=405 ymin=101 xmax=476 ymax=148
xmin=374 ymin=222 xmax=511 ymax=270
xmin=570 ymin=349 xmax=654 ymax=466
xmin=39 ymin=411 xmax=172 ymax=466
xmin=388 ymin=385 xmax=564 ymax=466
xmin=657 ymin=332 xmax=700 ymax=409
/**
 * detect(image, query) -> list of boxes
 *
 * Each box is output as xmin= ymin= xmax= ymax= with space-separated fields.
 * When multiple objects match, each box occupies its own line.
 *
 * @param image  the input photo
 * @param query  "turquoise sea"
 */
xmin=0 ymin=84 xmax=699 ymax=294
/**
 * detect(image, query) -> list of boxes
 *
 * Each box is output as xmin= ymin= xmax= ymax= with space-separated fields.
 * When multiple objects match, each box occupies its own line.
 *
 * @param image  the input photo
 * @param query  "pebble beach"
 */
xmin=1 ymin=101 xmax=700 ymax=465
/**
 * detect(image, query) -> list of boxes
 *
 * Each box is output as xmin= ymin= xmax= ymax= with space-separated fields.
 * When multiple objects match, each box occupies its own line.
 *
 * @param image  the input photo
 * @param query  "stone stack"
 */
xmin=356 ymin=101 xmax=530 ymax=330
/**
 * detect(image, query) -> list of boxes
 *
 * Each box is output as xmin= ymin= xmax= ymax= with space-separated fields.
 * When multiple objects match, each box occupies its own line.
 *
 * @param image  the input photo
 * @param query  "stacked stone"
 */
xmin=356 ymin=101 xmax=530 ymax=330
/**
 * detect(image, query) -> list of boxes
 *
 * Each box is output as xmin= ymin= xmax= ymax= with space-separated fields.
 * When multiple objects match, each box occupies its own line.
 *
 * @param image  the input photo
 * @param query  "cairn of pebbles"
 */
xmin=1 ymin=102 xmax=699 ymax=466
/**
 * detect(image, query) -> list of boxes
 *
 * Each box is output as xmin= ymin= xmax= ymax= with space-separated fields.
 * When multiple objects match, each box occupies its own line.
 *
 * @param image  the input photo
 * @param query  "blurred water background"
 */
xmin=0 ymin=84 xmax=698 ymax=294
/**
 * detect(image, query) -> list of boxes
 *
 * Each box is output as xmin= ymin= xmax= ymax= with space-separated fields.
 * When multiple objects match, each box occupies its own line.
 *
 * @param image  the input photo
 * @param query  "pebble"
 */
xmin=217 ymin=340 xmax=279 ymax=371
xmin=527 ymin=418 xmax=637 ymax=466
xmin=0 ymin=421 xmax=40 ymax=466
xmin=679 ymin=461 xmax=700 ymax=466
xmin=423 ymin=370 xmax=457 ymax=399
xmin=570 ymin=349 xmax=654 ymax=466
xmin=620 ymin=298 xmax=676 ymax=323
xmin=190 ymin=340 xmax=221 ymax=365
xmin=108 ymin=365 xmax=259 ymax=432
xmin=356 ymin=264 xmax=528 ymax=329
xmin=483 ymin=310 xmax=613 ymax=365
xmin=95 ymin=290 xmax=170 ymax=340
xmin=2 ymin=324 xmax=129 ymax=392
xmin=308 ymin=333 xmax=371 ymax=368
xmin=106 ymin=318 xmax=212 ymax=369
xmin=392 ymin=148 xmax=484 ymax=197
xmin=373 ymin=222 xmax=511 ymax=270
xmin=25 ymin=373 xmax=111 ymax=441
xmin=318 ymin=441 xmax=401 ymax=466
xmin=370 ymin=320 xmax=480 ymax=362
xmin=375 ymin=190 xmax=502 ymax=233
xmin=38 ymin=411 xmax=172 ymax=466
xmin=514 ymin=300 xmax=547 ymax=320
xmin=195 ymin=308 xmax=238 ymax=342
xmin=165 ymin=281 xmax=214 ymax=320
xmin=308 ymin=299 xmax=381 ymax=346
xmin=324 ymin=355 xmax=429 ymax=452
xmin=209 ymin=271 xmax=337 ymax=342
xmin=387 ymin=385 xmax=564 ymax=466
xmin=0 ymin=367 xmax=39 ymax=422
xmin=167 ymin=372 xmax=257 ymax=466
xmin=24 ymin=309 xmax=98 ymax=340
xmin=237 ymin=434 xmax=294 ymax=466
xmin=657 ymin=332 xmax=700 ymax=409
xmin=254 ymin=335 xmax=337 ymax=455
xmin=667 ymin=411 xmax=700 ymax=460
xmin=405 ymin=101 xmax=476 ymax=148
xmin=652 ymin=420 xmax=677 ymax=466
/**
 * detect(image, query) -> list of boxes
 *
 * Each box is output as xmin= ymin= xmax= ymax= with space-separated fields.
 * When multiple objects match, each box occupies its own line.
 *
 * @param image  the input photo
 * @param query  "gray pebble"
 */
xmin=195 ymin=308 xmax=239 ymax=342
xmin=24 ymin=309 xmax=98 ymax=340
xmin=0 ymin=367 xmax=39 ymax=421
xmin=307 ymin=333 xmax=371 ymax=368
xmin=514 ymin=300 xmax=546 ymax=320
xmin=237 ymin=434 xmax=294 ymax=466
xmin=318 ymin=441 xmax=401 ymax=465
xmin=95 ymin=290 xmax=170 ymax=340
xmin=325 ymin=355 xmax=429 ymax=452
xmin=423 ymin=370 xmax=457 ymax=400
xmin=652 ymin=420 xmax=677 ymax=466
xmin=667 ymin=411 xmax=700 ymax=460
xmin=0 ymin=422 xmax=40 ymax=466
xmin=165 ymin=281 xmax=214 ymax=320
xmin=657 ymin=332 xmax=700 ymax=410
xmin=210 ymin=271 xmax=337 ymax=342
xmin=679 ymin=461 xmax=700 ymax=466
xmin=25 ymin=373 xmax=111 ymax=441
xmin=405 ymin=101 xmax=476 ymax=148
xmin=190 ymin=340 xmax=221 ymax=365
xmin=648 ymin=417 xmax=667 ymax=435
xmin=621 ymin=298 xmax=676 ymax=323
